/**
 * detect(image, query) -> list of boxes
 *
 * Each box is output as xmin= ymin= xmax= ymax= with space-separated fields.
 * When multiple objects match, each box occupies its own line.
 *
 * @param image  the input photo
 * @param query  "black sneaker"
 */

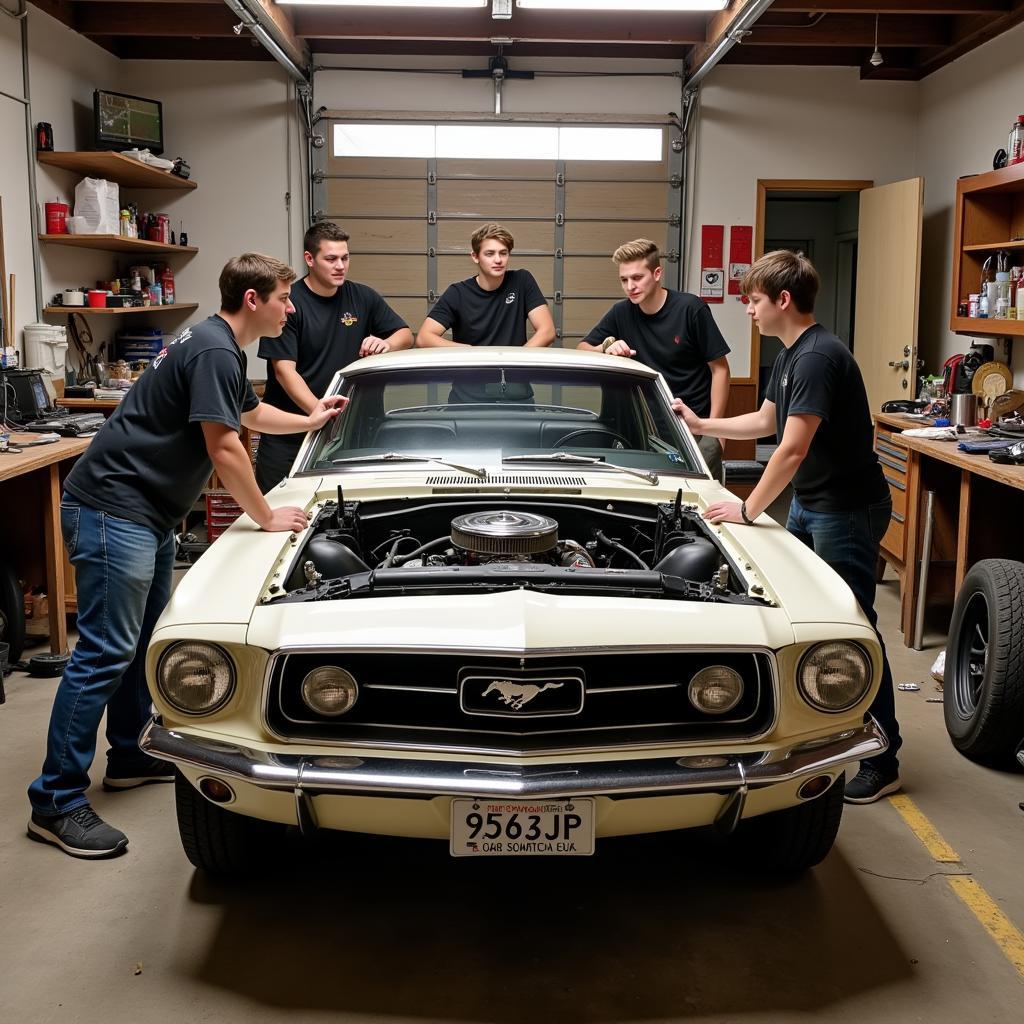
xmin=844 ymin=764 xmax=901 ymax=804
xmin=102 ymin=756 xmax=175 ymax=791
xmin=27 ymin=805 xmax=128 ymax=858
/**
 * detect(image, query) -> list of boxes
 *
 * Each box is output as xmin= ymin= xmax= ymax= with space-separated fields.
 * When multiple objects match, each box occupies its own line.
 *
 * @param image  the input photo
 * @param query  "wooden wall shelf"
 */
xmin=38 ymin=151 xmax=197 ymax=190
xmin=43 ymin=303 xmax=199 ymax=317
xmin=39 ymin=233 xmax=197 ymax=255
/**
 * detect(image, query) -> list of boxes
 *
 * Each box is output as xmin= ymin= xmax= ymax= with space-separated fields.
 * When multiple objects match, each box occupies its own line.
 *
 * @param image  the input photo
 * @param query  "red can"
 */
xmin=45 ymin=200 xmax=69 ymax=234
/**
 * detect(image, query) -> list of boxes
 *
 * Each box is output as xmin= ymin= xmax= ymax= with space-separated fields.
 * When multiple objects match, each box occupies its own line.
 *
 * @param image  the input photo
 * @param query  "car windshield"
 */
xmin=301 ymin=365 xmax=704 ymax=477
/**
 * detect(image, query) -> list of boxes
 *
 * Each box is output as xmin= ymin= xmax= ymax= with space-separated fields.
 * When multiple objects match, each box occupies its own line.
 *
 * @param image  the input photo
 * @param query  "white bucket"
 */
xmin=23 ymin=323 xmax=68 ymax=376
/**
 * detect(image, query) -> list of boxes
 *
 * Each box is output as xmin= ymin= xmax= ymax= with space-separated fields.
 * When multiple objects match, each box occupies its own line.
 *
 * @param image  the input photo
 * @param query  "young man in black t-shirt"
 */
xmin=417 ymin=222 xmax=555 ymax=350
xmin=673 ymin=250 xmax=902 ymax=804
xmin=27 ymin=254 xmax=347 ymax=859
xmin=256 ymin=222 xmax=413 ymax=490
xmin=578 ymin=239 xmax=730 ymax=481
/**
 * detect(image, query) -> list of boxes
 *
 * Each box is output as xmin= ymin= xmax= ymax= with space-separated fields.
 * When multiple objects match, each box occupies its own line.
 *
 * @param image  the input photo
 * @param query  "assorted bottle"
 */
xmin=966 ymin=253 xmax=1024 ymax=320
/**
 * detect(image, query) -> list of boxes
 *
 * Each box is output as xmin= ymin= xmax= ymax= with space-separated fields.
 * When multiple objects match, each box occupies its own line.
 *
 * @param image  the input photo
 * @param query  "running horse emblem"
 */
xmin=483 ymin=679 xmax=564 ymax=711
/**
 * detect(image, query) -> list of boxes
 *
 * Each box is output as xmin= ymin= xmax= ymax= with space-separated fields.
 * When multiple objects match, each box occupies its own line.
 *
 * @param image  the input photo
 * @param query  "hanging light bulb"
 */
xmin=870 ymin=13 xmax=884 ymax=66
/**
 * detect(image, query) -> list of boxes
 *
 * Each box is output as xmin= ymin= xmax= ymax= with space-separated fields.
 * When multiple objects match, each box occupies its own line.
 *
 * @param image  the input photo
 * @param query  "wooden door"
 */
xmin=853 ymin=178 xmax=924 ymax=412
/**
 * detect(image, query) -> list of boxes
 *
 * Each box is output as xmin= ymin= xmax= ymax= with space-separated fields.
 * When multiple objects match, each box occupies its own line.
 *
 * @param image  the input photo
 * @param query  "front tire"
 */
xmin=944 ymin=559 xmax=1024 ymax=767
xmin=174 ymin=770 xmax=287 ymax=875
xmin=738 ymin=773 xmax=845 ymax=872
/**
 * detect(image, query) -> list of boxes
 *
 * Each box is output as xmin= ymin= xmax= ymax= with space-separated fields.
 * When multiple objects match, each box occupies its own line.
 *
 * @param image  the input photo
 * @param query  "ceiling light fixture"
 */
xmin=869 ymin=13 xmax=883 ymax=67
xmin=517 ymin=0 xmax=727 ymax=8
xmin=276 ymin=0 xmax=486 ymax=6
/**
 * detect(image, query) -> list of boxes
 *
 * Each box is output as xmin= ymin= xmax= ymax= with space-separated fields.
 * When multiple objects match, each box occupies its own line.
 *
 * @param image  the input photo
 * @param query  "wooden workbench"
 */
xmin=0 ymin=437 xmax=90 ymax=654
xmin=883 ymin=418 xmax=1024 ymax=644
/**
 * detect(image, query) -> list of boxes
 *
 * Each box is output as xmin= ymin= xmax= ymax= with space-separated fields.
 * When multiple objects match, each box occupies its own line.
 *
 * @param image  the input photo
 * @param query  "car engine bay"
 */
xmin=272 ymin=489 xmax=764 ymax=605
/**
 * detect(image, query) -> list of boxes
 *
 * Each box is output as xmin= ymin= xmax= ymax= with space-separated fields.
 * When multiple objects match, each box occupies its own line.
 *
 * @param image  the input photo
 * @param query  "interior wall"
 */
xmin=1 ymin=6 xmax=120 ymax=358
xmin=917 ymin=20 xmax=1024 ymax=386
xmin=689 ymin=66 xmax=919 ymax=378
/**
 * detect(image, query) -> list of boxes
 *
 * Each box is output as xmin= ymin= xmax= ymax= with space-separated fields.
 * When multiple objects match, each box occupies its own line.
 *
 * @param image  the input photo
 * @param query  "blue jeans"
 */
xmin=786 ymin=495 xmax=902 ymax=772
xmin=28 ymin=500 xmax=175 ymax=815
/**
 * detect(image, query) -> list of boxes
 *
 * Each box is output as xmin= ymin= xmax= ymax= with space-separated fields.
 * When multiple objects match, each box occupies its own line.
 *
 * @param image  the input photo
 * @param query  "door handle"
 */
xmin=888 ymin=359 xmax=910 ymax=370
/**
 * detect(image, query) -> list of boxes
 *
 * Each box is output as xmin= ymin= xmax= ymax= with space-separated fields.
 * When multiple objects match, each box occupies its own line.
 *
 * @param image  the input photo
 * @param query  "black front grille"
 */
xmin=266 ymin=651 xmax=775 ymax=754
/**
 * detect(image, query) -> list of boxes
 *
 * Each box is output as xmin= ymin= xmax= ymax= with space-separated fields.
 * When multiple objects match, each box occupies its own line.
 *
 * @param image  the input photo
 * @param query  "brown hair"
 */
xmin=471 ymin=222 xmax=514 ymax=255
xmin=741 ymin=250 xmax=819 ymax=314
xmin=304 ymin=221 xmax=350 ymax=257
xmin=218 ymin=253 xmax=296 ymax=313
xmin=612 ymin=239 xmax=661 ymax=272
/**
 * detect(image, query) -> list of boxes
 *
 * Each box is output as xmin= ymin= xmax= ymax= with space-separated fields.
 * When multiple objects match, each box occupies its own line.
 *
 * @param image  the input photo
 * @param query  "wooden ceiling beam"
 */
xmin=104 ymin=35 xmax=271 ymax=59
xmin=241 ymin=0 xmax=311 ymax=72
xmin=769 ymin=0 xmax=1006 ymax=11
xmin=749 ymin=13 xmax=950 ymax=45
xmin=76 ymin=4 xmax=239 ymax=35
xmin=290 ymin=9 xmax=706 ymax=44
xmin=915 ymin=0 xmax=1024 ymax=73
xmin=311 ymin=38 xmax=689 ymax=59
xmin=720 ymin=42 xmax=921 ymax=63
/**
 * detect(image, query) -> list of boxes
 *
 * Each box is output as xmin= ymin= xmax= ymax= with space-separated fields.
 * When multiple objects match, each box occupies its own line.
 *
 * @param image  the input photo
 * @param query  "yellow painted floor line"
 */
xmin=946 ymin=877 xmax=1024 ymax=978
xmin=886 ymin=792 xmax=1024 ymax=982
xmin=888 ymin=793 xmax=960 ymax=862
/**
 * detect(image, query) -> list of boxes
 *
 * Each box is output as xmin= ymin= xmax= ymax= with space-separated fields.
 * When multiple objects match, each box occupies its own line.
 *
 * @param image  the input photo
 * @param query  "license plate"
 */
xmin=450 ymin=798 xmax=595 ymax=857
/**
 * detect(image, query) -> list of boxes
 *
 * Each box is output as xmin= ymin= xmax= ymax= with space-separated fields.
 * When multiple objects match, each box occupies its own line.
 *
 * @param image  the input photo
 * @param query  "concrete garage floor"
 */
xmin=1 ymin=577 xmax=1022 ymax=1022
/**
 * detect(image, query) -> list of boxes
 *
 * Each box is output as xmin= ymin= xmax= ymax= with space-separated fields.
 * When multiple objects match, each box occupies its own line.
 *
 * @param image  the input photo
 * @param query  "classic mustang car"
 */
xmin=142 ymin=347 xmax=887 ymax=874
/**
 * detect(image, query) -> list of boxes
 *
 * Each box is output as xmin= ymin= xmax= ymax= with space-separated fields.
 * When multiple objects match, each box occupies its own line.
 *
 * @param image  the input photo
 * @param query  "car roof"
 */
xmin=339 ymin=346 xmax=662 ymax=381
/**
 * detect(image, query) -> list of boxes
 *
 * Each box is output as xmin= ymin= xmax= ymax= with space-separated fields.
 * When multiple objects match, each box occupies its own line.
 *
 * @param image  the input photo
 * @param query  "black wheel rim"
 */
xmin=954 ymin=592 xmax=989 ymax=718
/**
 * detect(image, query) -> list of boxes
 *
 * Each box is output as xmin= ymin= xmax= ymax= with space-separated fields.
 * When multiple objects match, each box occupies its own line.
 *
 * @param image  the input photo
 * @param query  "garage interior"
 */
xmin=2 ymin=1 xmax=1023 ymax=1020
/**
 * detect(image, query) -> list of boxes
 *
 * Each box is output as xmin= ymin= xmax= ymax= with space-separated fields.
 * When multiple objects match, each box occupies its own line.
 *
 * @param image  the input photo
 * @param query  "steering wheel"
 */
xmin=553 ymin=427 xmax=631 ymax=449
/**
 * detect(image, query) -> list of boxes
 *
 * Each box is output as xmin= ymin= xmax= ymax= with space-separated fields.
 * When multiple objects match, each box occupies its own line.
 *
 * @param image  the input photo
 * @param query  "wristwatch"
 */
xmin=740 ymin=501 xmax=755 ymax=525
xmin=601 ymin=336 xmax=617 ymax=353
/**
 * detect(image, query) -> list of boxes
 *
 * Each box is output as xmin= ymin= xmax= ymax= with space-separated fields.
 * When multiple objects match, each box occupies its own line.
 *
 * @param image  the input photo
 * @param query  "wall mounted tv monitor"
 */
xmin=93 ymin=90 xmax=163 ymax=155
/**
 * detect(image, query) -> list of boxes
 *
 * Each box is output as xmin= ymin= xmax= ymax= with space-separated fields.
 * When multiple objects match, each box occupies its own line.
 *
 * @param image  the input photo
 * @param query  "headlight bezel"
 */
xmin=156 ymin=640 xmax=236 ymax=717
xmin=797 ymin=640 xmax=873 ymax=713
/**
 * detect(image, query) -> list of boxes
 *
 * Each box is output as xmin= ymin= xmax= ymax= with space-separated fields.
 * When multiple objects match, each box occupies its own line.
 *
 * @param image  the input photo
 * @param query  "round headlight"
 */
xmin=301 ymin=666 xmax=359 ymax=716
xmin=798 ymin=641 xmax=872 ymax=712
xmin=688 ymin=665 xmax=743 ymax=714
xmin=157 ymin=641 xmax=235 ymax=715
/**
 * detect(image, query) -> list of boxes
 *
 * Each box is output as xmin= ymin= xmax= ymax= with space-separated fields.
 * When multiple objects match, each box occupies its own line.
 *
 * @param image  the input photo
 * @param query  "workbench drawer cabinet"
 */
xmin=875 ymin=423 xmax=908 ymax=567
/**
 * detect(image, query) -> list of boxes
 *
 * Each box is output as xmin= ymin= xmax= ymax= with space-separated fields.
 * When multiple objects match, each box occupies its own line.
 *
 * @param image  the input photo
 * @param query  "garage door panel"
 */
xmin=565 ymin=159 xmax=668 ymax=182
xmin=327 ymin=178 xmax=426 ymax=218
xmin=566 ymin=182 xmax=666 ymax=220
xmin=438 ymin=220 xmax=552 ymax=254
xmin=354 ymin=255 xmax=424 ymax=296
xmin=565 ymin=221 xmax=669 ymax=254
xmin=437 ymin=256 xmax=554 ymax=296
xmin=438 ymin=180 xmax=554 ymax=218
xmin=327 ymin=157 xmax=428 ymax=179
xmin=564 ymin=257 xmax=625 ymax=295
xmin=437 ymin=159 xmax=556 ymax=180
xmin=562 ymin=299 xmax=620 ymax=338
xmin=343 ymin=219 xmax=427 ymax=253
xmin=385 ymin=297 xmax=431 ymax=333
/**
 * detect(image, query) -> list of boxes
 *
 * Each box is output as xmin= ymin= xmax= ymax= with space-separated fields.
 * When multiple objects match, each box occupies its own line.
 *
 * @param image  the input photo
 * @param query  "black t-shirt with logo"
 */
xmin=64 ymin=315 xmax=259 ymax=533
xmin=259 ymin=277 xmax=407 ymax=415
xmin=582 ymin=290 xmax=730 ymax=418
xmin=766 ymin=323 xmax=889 ymax=512
xmin=427 ymin=268 xmax=546 ymax=346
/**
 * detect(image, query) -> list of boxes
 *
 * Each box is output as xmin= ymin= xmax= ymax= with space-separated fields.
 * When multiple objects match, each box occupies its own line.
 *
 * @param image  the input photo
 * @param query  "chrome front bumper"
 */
xmin=140 ymin=717 xmax=886 ymax=801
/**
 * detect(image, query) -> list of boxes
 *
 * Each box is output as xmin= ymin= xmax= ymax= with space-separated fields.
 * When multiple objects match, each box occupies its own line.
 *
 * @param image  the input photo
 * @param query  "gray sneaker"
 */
xmin=27 ymin=805 xmax=128 ymax=858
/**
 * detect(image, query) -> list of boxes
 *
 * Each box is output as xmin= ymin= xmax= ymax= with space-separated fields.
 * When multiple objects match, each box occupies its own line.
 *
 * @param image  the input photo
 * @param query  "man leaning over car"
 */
xmin=27 ymin=253 xmax=347 ymax=860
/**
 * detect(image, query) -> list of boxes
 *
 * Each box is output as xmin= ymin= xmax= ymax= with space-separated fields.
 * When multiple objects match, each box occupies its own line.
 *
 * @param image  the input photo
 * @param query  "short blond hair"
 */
xmin=612 ymin=239 xmax=661 ymax=272
xmin=741 ymin=250 xmax=819 ymax=314
xmin=219 ymin=253 xmax=296 ymax=313
xmin=471 ymin=222 xmax=514 ymax=255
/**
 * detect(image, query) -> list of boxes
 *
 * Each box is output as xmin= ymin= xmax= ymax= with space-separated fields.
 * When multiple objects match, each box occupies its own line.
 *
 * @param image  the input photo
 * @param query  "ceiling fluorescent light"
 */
xmin=517 ymin=0 xmax=728 ymax=10
xmin=277 ymin=0 xmax=486 ymax=7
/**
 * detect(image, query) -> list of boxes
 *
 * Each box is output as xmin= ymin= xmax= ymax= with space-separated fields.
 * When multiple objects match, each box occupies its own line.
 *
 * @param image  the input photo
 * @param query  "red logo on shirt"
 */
xmin=673 ymin=335 xmax=681 ymax=345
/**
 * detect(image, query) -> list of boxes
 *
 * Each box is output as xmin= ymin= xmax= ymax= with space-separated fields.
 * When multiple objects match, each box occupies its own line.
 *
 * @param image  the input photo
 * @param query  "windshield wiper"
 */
xmin=503 ymin=451 xmax=659 ymax=485
xmin=331 ymin=452 xmax=487 ymax=479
